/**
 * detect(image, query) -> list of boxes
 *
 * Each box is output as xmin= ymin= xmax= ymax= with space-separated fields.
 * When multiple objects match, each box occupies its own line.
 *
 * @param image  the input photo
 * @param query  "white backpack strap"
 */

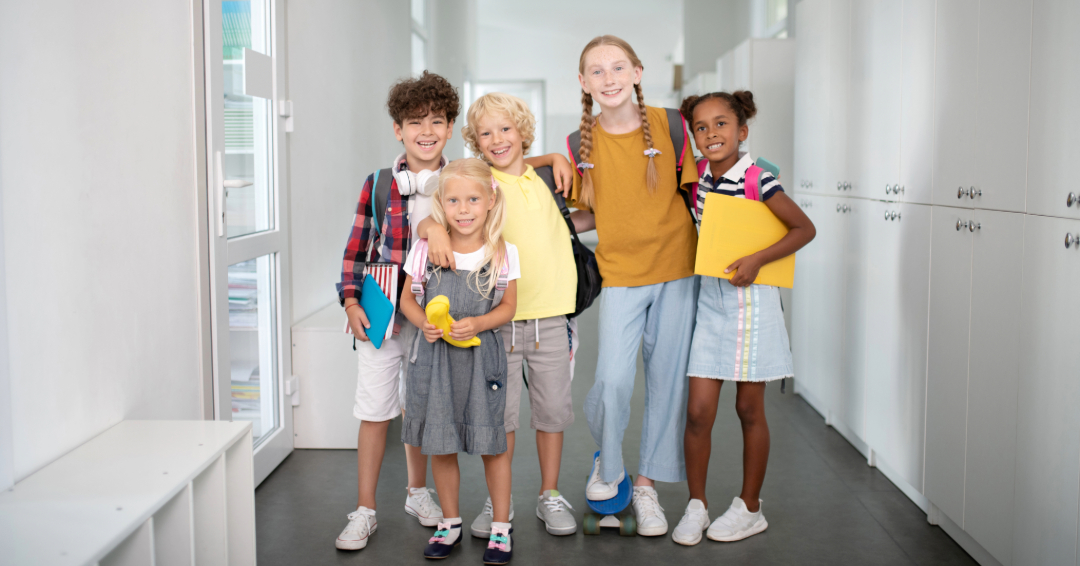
xmin=491 ymin=245 xmax=510 ymax=308
xmin=410 ymin=239 xmax=429 ymax=297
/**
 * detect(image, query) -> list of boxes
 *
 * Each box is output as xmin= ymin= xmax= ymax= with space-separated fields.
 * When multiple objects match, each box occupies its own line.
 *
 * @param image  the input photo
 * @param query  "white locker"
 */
xmin=825 ymin=0 xmax=853 ymax=197
xmin=1012 ymin=215 xmax=1080 ymax=565
xmin=792 ymin=194 xmax=846 ymax=415
xmin=836 ymin=196 xmax=868 ymax=440
xmin=964 ymin=209 xmax=1024 ymax=566
xmin=932 ymin=0 xmax=1032 ymax=212
xmin=897 ymin=0 xmax=936 ymax=205
xmin=1025 ymin=0 xmax=1080 ymax=220
xmin=862 ymin=200 xmax=932 ymax=491
xmin=847 ymin=0 xmax=903 ymax=201
xmin=793 ymin=0 xmax=828 ymax=195
xmin=924 ymin=206 xmax=974 ymax=526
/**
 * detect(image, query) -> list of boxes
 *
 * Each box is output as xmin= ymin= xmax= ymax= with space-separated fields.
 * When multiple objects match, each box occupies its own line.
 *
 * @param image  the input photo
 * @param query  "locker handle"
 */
xmin=958 ymin=186 xmax=969 ymax=199
xmin=1067 ymin=233 xmax=1079 ymax=249
xmin=1068 ymin=192 xmax=1077 ymax=208
xmin=968 ymin=222 xmax=980 ymax=233
xmin=969 ymin=187 xmax=982 ymax=199
xmin=956 ymin=220 xmax=966 ymax=231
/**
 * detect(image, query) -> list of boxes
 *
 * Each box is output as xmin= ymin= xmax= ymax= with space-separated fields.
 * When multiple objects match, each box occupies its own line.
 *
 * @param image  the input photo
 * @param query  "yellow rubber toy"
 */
xmin=425 ymin=295 xmax=480 ymax=348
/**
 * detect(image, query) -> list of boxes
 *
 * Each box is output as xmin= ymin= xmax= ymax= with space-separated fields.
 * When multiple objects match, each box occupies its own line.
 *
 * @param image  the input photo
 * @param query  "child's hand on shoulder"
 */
xmin=726 ymin=254 xmax=764 ymax=287
xmin=449 ymin=317 xmax=480 ymax=342
xmin=422 ymin=321 xmax=443 ymax=343
xmin=550 ymin=154 xmax=574 ymax=196
xmin=427 ymin=228 xmax=455 ymax=269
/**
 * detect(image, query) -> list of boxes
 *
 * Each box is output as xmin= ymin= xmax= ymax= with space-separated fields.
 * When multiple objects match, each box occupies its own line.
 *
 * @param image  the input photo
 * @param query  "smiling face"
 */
xmin=393 ymin=111 xmax=454 ymax=171
xmin=473 ymin=112 xmax=526 ymax=175
xmin=440 ymin=177 xmax=495 ymax=239
xmin=578 ymin=44 xmax=643 ymax=111
xmin=691 ymin=97 xmax=748 ymax=172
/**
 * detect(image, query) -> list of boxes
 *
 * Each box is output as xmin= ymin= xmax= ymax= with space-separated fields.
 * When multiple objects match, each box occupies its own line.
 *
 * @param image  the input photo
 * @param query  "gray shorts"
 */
xmin=500 ymin=316 xmax=576 ymax=433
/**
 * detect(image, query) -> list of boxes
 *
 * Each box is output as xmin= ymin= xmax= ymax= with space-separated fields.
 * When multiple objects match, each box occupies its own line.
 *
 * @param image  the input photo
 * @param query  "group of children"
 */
xmin=335 ymin=34 xmax=816 ymax=564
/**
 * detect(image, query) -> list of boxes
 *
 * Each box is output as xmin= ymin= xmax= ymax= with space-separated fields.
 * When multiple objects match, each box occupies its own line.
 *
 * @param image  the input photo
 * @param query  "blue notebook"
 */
xmin=360 ymin=274 xmax=395 ymax=349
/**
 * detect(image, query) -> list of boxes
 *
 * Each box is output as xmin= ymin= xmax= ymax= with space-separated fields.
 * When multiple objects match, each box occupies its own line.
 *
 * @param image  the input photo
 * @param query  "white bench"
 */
xmin=0 ymin=420 xmax=254 ymax=566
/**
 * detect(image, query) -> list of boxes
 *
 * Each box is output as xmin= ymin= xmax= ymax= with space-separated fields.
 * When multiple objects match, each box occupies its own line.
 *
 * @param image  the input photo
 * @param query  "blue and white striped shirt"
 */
xmin=696 ymin=153 xmax=784 ymax=218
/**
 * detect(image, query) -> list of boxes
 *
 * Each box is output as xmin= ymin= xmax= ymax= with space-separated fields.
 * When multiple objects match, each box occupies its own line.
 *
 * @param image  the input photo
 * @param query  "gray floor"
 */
xmin=255 ymin=306 xmax=977 ymax=565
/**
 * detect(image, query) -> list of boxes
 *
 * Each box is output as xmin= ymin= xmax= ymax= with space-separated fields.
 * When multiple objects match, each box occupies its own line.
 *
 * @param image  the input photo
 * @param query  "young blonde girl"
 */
xmin=568 ymin=35 xmax=700 ymax=537
xmin=399 ymin=158 xmax=520 ymax=564
xmin=671 ymin=91 xmax=815 ymax=546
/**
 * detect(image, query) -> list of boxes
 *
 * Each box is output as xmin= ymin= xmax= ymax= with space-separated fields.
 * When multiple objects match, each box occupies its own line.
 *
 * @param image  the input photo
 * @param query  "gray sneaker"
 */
xmin=536 ymin=490 xmax=577 ymax=535
xmin=470 ymin=496 xmax=515 ymax=538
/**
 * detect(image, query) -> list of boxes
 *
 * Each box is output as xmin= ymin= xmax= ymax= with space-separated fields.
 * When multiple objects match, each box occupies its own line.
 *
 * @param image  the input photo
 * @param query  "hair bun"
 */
xmin=732 ymin=90 xmax=757 ymax=120
xmin=679 ymin=95 xmax=701 ymax=122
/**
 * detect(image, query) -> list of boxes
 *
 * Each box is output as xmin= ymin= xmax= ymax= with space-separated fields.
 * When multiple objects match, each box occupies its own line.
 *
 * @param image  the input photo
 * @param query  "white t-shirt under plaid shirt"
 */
xmin=696 ymin=152 xmax=785 ymax=219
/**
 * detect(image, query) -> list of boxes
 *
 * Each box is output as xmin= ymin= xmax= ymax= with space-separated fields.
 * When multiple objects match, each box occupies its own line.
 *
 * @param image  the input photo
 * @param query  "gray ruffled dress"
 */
xmin=401 ymin=263 xmax=508 ymax=455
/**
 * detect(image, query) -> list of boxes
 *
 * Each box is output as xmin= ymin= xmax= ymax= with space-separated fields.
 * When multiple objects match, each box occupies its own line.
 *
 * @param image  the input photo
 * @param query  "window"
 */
xmin=754 ymin=0 xmax=790 ymax=39
xmin=411 ymin=0 xmax=428 ymax=76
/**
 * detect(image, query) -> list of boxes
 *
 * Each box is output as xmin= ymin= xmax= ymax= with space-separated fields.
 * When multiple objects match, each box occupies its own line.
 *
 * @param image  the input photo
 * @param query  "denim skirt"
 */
xmin=687 ymin=276 xmax=794 ymax=382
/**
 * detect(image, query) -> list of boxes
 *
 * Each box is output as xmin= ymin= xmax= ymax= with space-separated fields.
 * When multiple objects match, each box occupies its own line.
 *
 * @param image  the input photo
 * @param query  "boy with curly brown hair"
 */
xmin=335 ymin=71 xmax=574 ymax=552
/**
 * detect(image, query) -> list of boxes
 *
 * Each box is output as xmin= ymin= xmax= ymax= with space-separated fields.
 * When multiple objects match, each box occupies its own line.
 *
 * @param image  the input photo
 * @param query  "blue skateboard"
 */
xmin=582 ymin=451 xmax=636 ymax=536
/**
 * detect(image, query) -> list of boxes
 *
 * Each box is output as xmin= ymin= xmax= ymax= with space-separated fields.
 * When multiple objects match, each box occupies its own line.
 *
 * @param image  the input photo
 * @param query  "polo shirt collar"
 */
xmin=491 ymin=164 xmax=535 ymax=184
xmin=701 ymin=152 xmax=751 ymax=186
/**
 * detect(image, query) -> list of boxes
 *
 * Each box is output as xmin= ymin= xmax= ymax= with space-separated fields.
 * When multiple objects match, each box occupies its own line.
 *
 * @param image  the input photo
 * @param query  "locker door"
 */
xmin=862 ymin=200 xmax=932 ymax=490
xmin=824 ymin=0 xmax=852 ymax=196
xmin=837 ymin=196 xmax=868 ymax=439
xmin=793 ymin=0 xmax=829 ymax=195
xmin=1012 ymin=215 xmax=1080 ymax=565
xmin=964 ymin=209 xmax=1025 ymax=565
xmin=931 ymin=0 xmax=978 ymax=208
xmin=792 ymin=194 xmax=845 ymax=412
xmin=847 ymin=0 xmax=902 ymax=201
xmin=924 ymin=206 xmax=974 ymax=526
xmin=897 ymin=0 xmax=936 ymax=205
xmin=971 ymin=0 xmax=1032 ymax=213
xmin=1025 ymin=0 xmax=1080 ymax=220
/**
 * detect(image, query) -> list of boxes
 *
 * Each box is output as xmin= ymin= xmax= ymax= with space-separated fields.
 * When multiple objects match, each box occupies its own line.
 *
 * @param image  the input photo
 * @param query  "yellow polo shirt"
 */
xmin=493 ymin=165 xmax=577 ymax=321
xmin=568 ymin=106 xmax=698 ymax=287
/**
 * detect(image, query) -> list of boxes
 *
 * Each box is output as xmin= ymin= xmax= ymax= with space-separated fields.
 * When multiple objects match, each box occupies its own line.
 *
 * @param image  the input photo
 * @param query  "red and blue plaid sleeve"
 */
xmin=336 ymin=174 xmax=375 ymax=305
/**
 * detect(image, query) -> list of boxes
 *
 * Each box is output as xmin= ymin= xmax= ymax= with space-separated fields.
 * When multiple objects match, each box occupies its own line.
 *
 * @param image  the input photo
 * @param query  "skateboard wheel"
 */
xmin=583 ymin=513 xmax=600 ymax=535
xmin=619 ymin=515 xmax=637 ymax=537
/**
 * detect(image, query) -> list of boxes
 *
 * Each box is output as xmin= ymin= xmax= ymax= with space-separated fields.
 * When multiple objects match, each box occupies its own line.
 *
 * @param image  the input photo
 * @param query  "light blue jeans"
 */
xmin=583 ymin=276 xmax=698 ymax=483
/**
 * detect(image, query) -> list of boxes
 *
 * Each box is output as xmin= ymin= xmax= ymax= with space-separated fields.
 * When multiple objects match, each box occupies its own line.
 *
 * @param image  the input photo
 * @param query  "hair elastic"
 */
xmin=491 ymin=176 xmax=499 ymax=191
xmin=643 ymin=148 xmax=662 ymax=157
xmin=576 ymin=162 xmax=594 ymax=170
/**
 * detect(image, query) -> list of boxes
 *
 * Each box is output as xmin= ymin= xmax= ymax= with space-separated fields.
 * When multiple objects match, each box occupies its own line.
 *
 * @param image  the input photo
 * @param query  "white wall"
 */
xmin=477 ymin=0 xmax=683 ymax=157
xmin=0 ymin=188 xmax=11 ymax=491
xmin=286 ymin=0 xmax=412 ymax=324
xmin=0 ymin=0 xmax=204 ymax=481
xmin=429 ymin=0 xmax=478 ymax=161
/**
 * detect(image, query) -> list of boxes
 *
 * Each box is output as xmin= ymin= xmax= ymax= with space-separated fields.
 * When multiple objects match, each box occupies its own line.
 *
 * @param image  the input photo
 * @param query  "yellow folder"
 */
xmin=694 ymin=193 xmax=795 ymax=288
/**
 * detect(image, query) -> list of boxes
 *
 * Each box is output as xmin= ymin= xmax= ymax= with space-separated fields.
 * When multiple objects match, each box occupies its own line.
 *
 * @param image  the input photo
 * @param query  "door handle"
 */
xmin=214 ymin=151 xmax=225 ymax=237
xmin=223 ymin=179 xmax=253 ymax=189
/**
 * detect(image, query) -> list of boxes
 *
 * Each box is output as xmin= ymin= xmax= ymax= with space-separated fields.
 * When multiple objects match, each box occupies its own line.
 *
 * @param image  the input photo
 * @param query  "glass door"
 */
xmin=204 ymin=0 xmax=292 ymax=483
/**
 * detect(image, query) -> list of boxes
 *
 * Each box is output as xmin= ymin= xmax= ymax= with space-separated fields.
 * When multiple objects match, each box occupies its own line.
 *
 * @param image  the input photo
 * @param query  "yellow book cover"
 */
xmin=694 ymin=193 xmax=795 ymax=288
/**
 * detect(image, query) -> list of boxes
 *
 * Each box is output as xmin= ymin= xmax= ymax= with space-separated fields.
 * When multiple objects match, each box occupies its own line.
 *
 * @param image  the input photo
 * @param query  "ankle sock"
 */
xmin=489 ymin=521 xmax=512 ymax=551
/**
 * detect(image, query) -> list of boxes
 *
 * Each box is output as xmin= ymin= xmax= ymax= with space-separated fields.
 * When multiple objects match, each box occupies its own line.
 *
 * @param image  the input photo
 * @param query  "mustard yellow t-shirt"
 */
xmin=494 ymin=165 xmax=577 ymax=320
xmin=569 ymin=106 xmax=698 ymax=288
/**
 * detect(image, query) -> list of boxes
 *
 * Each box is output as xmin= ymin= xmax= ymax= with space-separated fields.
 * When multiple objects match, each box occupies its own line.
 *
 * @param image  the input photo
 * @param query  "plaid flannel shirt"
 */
xmin=336 ymin=168 xmax=412 ymax=305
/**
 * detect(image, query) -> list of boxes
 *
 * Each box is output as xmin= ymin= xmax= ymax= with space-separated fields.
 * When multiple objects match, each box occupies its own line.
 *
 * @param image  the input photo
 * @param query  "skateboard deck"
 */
xmin=585 ymin=450 xmax=633 ymax=515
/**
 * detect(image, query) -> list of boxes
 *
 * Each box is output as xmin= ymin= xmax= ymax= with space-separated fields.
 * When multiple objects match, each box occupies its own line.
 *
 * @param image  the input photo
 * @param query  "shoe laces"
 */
xmin=345 ymin=507 xmax=375 ymax=533
xmin=481 ymin=497 xmax=494 ymax=517
xmin=633 ymin=488 xmax=664 ymax=518
xmin=412 ymin=487 xmax=441 ymax=516
xmin=715 ymin=503 xmax=751 ymax=530
xmin=541 ymin=494 xmax=574 ymax=514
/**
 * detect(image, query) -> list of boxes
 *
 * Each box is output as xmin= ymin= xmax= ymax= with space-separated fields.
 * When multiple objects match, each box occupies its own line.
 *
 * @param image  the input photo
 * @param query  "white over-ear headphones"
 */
xmin=394 ymin=168 xmax=439 ymax=197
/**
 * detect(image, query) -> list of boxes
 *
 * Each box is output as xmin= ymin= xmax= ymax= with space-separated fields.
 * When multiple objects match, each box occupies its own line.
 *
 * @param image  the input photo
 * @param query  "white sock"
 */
xmin=436 ymin=517 xmax=462 ymax=546
xmin=490 ymin=521 xmax=512 ymax=551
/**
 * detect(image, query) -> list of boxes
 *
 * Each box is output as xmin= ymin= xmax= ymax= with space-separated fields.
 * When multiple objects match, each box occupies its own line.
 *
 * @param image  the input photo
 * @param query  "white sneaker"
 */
xmin=336 ymin=506 xmax=377 ymax=550
xmin=631 ymin=486 xmax=668 ymax=536
xmin=707 ymin=497 xmax=768 ymax=542
xmin=470 ymin=496 xmax=515 ymax=538
xmin=585 ymin=454 xmax=624 ymax=501
xmin=671 ymin=499 xmax=710 ymax=546
xmin=404 ymin=487 xmax=443 ymax=527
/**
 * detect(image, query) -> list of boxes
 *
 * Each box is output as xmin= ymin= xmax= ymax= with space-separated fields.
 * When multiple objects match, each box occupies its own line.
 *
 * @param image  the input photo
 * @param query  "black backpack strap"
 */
xmin=535 ymin=165 xmax=582 ymax=241
xmin=664 ymin=108 xmax=698 ymax=223
xmin=566 ymin=131 xmax=582 ymax=174
xmin=372 ymin=167 xmax=395 ymax=230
